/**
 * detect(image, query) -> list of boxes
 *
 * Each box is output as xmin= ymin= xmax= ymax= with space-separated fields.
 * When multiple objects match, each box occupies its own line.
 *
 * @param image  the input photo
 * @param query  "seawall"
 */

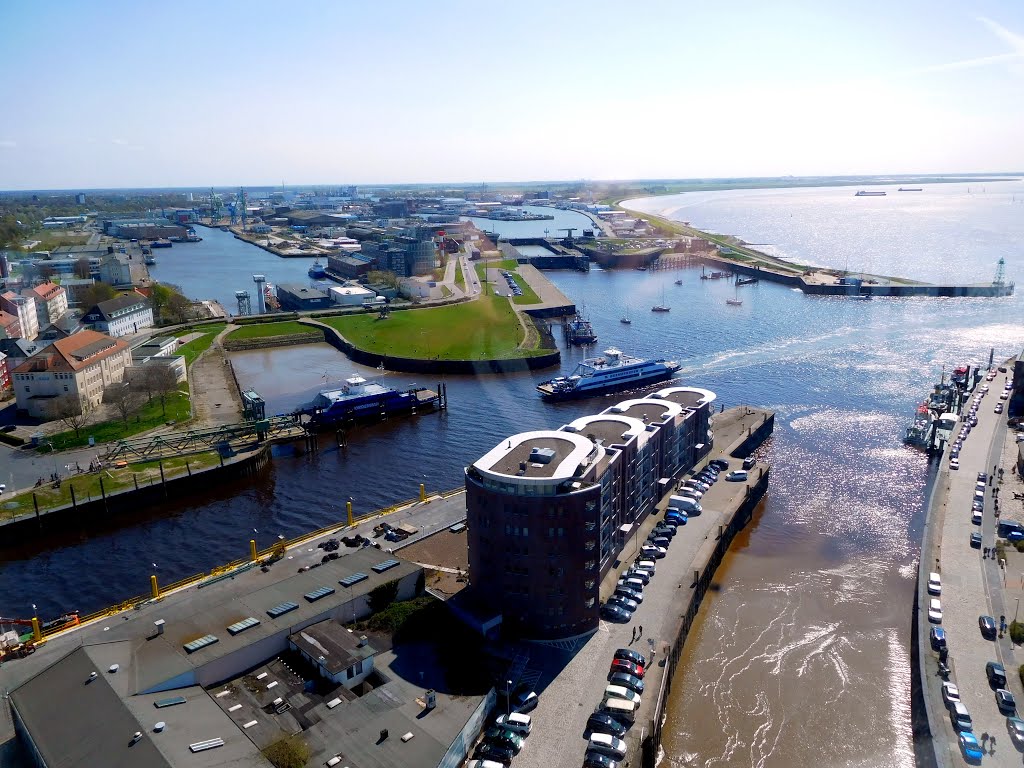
xmin=303 ymin=318 xmax=561 ymax=375
xmin=640 ymin=413 xmax=774 ymax=767
xmin=0 ymin=446 xmax=272 ymax=538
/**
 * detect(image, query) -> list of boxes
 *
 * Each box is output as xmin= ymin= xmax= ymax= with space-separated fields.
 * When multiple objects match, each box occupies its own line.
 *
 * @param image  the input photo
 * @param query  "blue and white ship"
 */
xmin=308 ymin=258 xmax=326 ymax=279
xmin=302 ymin=375 xmax=443 ymax=428
xmin=536 ymin=348 xmax=680 ymax=401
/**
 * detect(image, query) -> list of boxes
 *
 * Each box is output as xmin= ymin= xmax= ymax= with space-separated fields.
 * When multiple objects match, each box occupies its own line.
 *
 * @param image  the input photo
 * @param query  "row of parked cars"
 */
xmin=580 ymin=647 xmax=650 ymax=767
xmin=500 ymin=271 xmax=523 ymax=297
xmin=467 ymin=688 xmax=538 ymax=767
xmin=586 ymin=460 xmax=734 ymax=767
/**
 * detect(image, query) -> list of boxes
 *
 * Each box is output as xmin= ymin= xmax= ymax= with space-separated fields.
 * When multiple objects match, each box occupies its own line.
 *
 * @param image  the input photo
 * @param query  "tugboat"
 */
xmin=903 ymin=368 xmax=965 ymax=449
xmin=537 ymin=348 xmax=680 ymax=401
xmin=565 ymin=310 xmax=597 ymax=345
xmin=308 ymin=258 xmax=326 ymax=279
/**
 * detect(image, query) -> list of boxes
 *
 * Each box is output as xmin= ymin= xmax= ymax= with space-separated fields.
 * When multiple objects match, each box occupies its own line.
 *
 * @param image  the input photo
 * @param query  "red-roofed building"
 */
xmin=23 ymin=281 xmax=69 ymax=328
xmin=13 ymin=330 xmax=132 ymax=418
xmin=0 ymin=309 xmax=21 ymax=339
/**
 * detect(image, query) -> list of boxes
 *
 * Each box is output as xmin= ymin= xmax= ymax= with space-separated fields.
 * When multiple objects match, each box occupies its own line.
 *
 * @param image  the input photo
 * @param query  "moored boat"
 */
xmin=300 ymin=375 xmax=443 ymax=428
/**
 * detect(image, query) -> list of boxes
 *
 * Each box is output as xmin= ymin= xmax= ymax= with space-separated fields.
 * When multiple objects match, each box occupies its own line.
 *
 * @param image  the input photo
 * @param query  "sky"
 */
xmin=1 ymin=0 xmax=1023 ymax=189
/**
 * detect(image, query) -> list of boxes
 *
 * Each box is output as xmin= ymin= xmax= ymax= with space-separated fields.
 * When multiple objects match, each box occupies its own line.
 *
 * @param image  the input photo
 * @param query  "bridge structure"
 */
xmin=101 ymin=416 xmax=308 ymax=462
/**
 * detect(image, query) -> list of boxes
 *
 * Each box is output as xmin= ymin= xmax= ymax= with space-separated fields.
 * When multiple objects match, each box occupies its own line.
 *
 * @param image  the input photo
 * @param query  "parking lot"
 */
xmin=925 ymin=365 xmax=1021 ymax=766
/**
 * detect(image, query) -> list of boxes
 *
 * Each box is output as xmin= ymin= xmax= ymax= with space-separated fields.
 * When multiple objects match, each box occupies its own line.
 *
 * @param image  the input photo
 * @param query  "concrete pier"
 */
xmin=915 ymin=359 xmax=1020 ymax=768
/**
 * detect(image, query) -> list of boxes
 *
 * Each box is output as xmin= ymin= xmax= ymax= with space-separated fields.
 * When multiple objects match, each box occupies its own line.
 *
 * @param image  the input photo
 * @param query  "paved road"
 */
xmin=930 ymin=366 xmax=1021 ymax=767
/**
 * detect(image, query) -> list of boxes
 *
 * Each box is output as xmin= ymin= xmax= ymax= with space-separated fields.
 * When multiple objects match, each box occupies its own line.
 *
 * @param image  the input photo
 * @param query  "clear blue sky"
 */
xmin=1 ymin=0 xmax=1022 ymax=189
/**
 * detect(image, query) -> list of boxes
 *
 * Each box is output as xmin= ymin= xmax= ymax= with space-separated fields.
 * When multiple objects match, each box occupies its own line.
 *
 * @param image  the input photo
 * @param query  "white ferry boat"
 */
xmin=536 ymin=348 xmax=680 ymax=402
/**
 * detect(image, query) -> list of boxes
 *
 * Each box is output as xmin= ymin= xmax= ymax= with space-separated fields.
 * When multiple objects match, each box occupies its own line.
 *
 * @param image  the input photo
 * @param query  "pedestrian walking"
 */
xmin=631 ymin=627 xmax=636 ymax=642
xmin=638 ymin=625 xmax=643 ymax=638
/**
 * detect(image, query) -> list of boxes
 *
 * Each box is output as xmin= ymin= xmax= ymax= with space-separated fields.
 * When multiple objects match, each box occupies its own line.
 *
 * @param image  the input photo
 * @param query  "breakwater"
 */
xmin=701 ymin=256 xmax=1014 ymax=297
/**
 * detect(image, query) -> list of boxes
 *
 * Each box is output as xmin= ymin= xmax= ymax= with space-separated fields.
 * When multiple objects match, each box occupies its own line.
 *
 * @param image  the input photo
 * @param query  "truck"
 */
xmin=385 ymin=522 xmax=419 ymax=542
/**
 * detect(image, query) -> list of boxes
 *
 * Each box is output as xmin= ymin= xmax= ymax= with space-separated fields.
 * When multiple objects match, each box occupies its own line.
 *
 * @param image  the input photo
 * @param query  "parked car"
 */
xmin=494 ymin=713 xmax=531 ymax=735
xmin=949 ymin=702 xmax=973 ymax=732
xmin=972 ymin=510 xmax=982 ymax=525
xmin=483 ymin=727 xmax=524 ymax=753
xmin=987 ymin=660 xmax=1007 ymax=686
xmin=949 ymin=457 xmax=960 ymax=470
xmin=980 ymin=616 xmax=998 ymax=640
xmin=583 ymin=751 xmax=618 ymax=768
xmin=614 ymin=648 xmax=646 ymax=666
xmin=607 ymin=672 xmax=644 ymax=694
xmin=930 ymin=626 xmax=947 ymax=650
xmin=927 ymin=572 xmax=941 ymax=595
xmin=607 ymin=595 xmax=639 ymax=613
xmin=513 ymin=688 xmax=539 ymax=713
xmin=997 ymin=689 xmax=1017 ymax=713
xmin=624 ymin=569 xmax=650 ymax=585
xmin=970 ymin=532 xmax=983 ymax=548
xmin=941 ymin=681 xmax=960 ymax=708
xmin=609 ymin=659 xmax=644 ymax=678
xmin=1006 ymin=716 xmax=1024 ymax=746
xmin=587 ymin=711 xmax=627 ymax=737
xmin=958 ymin=731 xmax=984 ymax=762
xmin=473 ymin=741 xmax=514 ymax=765
xmin=726 ymin=470 xmax=748 ymax=482
xmin=588 ymin=733 xmax=627 ymax=760
xmin=640 ymin=544 xmax=667 ymax=559
xmin=601 ymin=604 xmax=632 ymax=623
xmin=615 ymin=585 xmax=644 ymax=603
xmin=466 ymin=760 xmax=505 ymax=768
xmin=710 ymin=459 xmax=730 ymax=471
xmin=928 ymin=598 xmax=942 ymax=623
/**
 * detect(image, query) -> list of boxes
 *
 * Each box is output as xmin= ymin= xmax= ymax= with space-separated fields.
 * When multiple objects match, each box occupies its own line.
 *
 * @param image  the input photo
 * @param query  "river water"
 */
xmin=1 ymin=182 xmax=1022 ymax=767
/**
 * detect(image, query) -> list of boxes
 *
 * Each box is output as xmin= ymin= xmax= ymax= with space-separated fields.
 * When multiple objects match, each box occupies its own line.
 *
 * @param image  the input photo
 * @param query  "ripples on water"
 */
xmin=1 ymin=185 xmax=1022 ymax=767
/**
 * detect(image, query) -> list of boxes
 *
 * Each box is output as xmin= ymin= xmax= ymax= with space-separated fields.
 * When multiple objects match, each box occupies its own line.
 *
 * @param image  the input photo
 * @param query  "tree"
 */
xmin=103 ymin=382 xmax=142 ymax=427
xmin=367 ymin=579 xmax=400 ymax=613
xmin=145 ymin=365 xmax=180 ymax=417
xmin=150 ymin=283 xmax=192 ymax=325
xmin=79 ymin=282 xmax=117 ymax=310
xmin=366 ymin=270 xmax=400 ymax=288
xmin=48 ymin=396 xmax=92 ymax=437
xmin=74 ymin=257 xmax=91 ymax=279
xmin=37 ymin=263 xmax=56 ymax=281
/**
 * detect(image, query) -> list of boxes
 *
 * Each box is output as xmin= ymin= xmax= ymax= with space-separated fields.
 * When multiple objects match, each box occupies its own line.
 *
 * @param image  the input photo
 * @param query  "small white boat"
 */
xmin=726 ymin=298 xmax=743 ymax=306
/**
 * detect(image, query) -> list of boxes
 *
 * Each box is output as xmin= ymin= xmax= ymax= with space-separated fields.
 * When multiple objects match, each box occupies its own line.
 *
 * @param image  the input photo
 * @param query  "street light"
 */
xmin=506 ymin=679 xmax=512 ymax=719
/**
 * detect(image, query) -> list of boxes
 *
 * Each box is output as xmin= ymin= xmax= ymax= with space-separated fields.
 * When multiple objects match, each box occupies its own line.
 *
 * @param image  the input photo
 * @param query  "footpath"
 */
xmin=919 ymin=361 xmax=1021 ymax=767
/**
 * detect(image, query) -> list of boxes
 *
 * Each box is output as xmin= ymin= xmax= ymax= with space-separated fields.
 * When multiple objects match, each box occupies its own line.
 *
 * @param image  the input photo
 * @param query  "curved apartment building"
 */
xmin=465 ymin=386 xmax=717 ymax=640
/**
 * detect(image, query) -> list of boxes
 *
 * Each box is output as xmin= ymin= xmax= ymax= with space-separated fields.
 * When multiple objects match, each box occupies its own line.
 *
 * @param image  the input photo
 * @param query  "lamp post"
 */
xmin=506 ymin=679 xmax=512 ymax=719
xmin=1016 ymin=598 xmax=1020 ymax=626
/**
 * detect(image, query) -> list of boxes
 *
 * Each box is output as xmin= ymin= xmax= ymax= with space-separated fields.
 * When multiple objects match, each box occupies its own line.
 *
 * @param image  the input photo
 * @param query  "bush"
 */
xmin=262 ymin=735 xmax=310 ymax=768
xmin=367 ymin=579 xmax=400 ymax=613
xmin=0 ymin=431 xmax=24 ymax=446
xmin=1016 ymin=541 xmax=1024 ymax=553
xmin=1012 ymin=622 xmax=1024 ymax=645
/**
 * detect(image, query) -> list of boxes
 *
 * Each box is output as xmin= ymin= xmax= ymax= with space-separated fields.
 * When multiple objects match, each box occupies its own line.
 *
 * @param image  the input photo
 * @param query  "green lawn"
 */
xmin=1 ymin=451 xmax=220 ymax=520
xmin=173 ymin=323 xmax=227 ymax=367
xmin=322 ymin=294 xmax=548 ymax=360
xmin=454 ymin=262 xmax=465 ymax=289
xmin=44 ymin=388 xmax=192 ymax=451
xmin=508 ymin=273 xmax=540 ymax=305
xmin=474 ymin=259 xmax=519 ymax=281
xmin=226 ymin=321 xmax=318 ymax=340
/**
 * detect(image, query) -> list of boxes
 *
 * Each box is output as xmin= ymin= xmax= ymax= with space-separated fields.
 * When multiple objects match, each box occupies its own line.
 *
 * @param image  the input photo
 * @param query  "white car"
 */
xmin=928 ymin=572 xmax=941 ymax=595
xmin=1001 ymin=391 xmax=1009 ymax=400
xmin=949 ymin=458 xmax=960 ymax=470
xmin=928 ymin=598 xmax=942 ymax=623
xmin=495 ymin=713 xmax=532 ymax=735
xmin=588 ymin=733 xmax=627 ymax=760
xmin=972 ymin=510 xmax=982 ymax=525
xmin=942 ymin=682 xmax=961 ymax=708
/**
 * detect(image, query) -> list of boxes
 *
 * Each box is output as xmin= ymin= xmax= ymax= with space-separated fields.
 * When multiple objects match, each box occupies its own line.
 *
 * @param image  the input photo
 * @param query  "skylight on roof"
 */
xmin=183 ymin=634 xmax=218 ymax=654
xmin=226 ymin=617 xmax=261 ymax=635
xmin=267 ymin=601 xmax=299 ymax=618
xmin=304 ymin=586 xmax=336 ymax=602
xmin=372 ymin=559 xmax=400 ymax=573
xmin=339 ymin=572 xmax=369 ymax=587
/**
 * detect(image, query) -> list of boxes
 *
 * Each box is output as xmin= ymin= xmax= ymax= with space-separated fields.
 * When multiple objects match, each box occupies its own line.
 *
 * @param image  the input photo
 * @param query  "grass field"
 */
xmin=1 ymin=451 xmax=221 ymax=520
xmin=322 ymin=294 xmax=549 ymax=360
xmin=44 ymin=387 xmax=192 ymax=451
xmin=226 ymin=321 xmax=319 ymax=340
xmin=508 ymin=273 xmax=540 ymax=305
xmin=454 ymin=262 xmax=465 ymax=289
xmin=173 ymin=323 xmax=227 ymax=367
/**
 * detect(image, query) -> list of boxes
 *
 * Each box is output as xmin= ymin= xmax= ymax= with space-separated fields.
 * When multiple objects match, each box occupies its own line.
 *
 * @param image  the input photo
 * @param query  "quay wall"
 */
xmin=304 ymin=318 xmax=561 ymax=375
xmin=0 ymin=446 xmax=272 ymax=538
xmin=222 ymin=331 xmax=324 ymax=352
xmin=640 ymin=464 xmax=771 ymax=768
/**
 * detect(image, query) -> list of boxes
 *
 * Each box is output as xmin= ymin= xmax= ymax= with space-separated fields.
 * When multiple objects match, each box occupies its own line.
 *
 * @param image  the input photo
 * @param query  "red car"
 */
xmin=610 ymin=658 xmax=644 ymax=678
